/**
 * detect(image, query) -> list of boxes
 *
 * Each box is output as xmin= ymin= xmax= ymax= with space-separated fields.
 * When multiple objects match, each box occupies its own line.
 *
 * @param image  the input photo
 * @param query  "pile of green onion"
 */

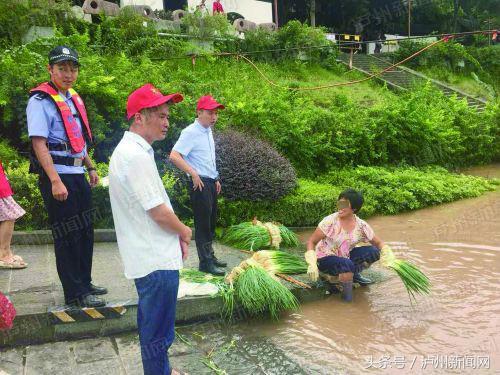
xmin=222 ymin=222 xmax=299 ymax=250
xmin=180 ymin=268 xmax=224 ymax=283
xmin=181 ymin=249 xmax=305 ymax=320
xmin=279 ymin=226 xmax=300 ymax=248
xmin=252 ymin=250 xmax=307 ymax=275
xmin=233 ymin=264 xmax=299 ymax=320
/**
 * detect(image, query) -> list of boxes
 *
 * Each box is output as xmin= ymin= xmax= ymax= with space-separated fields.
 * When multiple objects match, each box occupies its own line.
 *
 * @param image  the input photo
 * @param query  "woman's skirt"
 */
xmin=0 ymin=196 xmax=26 ymax=222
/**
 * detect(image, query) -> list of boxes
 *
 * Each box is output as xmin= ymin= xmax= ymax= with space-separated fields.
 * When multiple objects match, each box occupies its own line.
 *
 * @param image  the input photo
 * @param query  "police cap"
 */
xmin=48 ymin=46 xmax=79 ymax=66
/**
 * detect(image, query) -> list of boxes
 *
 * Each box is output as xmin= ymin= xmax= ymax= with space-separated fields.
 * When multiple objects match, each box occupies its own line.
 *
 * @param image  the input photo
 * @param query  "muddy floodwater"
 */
xmin=177 ymin=165 xmax=499 ymax=374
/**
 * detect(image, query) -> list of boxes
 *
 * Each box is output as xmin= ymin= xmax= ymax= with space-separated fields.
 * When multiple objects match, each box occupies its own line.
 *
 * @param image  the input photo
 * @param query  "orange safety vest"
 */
xmin=30 ymin=82 xmax=92 ymax=154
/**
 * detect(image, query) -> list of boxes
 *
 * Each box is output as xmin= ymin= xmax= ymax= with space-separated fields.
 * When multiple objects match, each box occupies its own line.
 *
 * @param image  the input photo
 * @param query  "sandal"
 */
xmin=11 ymin=255 xmax=27 ymax=266
xmin=0 ymin=256 xmax=28 ymax=269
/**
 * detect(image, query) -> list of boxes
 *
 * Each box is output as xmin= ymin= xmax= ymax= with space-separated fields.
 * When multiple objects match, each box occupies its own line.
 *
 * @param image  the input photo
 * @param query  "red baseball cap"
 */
xmin=127 ymin=84 xmax=183 ymax=120
xmin=196 ymin=95 xmax=225 ymax=111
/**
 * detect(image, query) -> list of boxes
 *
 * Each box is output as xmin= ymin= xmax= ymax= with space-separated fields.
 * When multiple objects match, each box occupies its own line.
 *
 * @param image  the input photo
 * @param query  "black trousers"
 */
xmin=39 ymin=174 xmax=94 ymax=304
xmin=189 ymin=177 xmax=217 ymax=264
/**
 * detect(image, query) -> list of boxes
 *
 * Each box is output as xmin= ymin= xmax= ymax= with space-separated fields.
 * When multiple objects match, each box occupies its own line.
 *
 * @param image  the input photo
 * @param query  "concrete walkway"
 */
xmin=0 ymin=334 xmax=210 ymax=375
xmin=0 ymin=238 xmax=324 ymax=347
xmin=0 ymin=321 xmax=311 ymax=375
xmin=1 ymin=240 xmax=246 ymax=316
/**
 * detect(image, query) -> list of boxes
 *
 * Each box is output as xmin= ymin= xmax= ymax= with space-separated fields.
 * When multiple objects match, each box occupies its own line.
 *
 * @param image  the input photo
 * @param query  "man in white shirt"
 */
xmin=108 ymin=84 xmax=191 ymax=375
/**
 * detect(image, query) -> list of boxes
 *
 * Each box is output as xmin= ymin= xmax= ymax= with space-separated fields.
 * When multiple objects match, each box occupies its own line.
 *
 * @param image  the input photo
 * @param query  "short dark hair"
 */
xmin=338 ymin=188 xmax=363 ymax=213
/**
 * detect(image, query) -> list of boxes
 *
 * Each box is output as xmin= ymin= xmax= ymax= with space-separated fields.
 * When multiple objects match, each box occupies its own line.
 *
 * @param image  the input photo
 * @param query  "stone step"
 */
xmin=339 ymin=53 xmax=487 ymax=111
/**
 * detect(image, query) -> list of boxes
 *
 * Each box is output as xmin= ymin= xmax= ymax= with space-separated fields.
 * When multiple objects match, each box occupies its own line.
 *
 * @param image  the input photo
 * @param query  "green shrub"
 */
xmin=1 ymin=22 xmax=498 ymax=177
xmin=4 ymin=161 xmax=47 ymax=230
xmin=0 ymin=0 xmax=76 ymax=49
xmin=1 ymin=36 xmax=498 ymax=173
xmin=467 ymin=45 xmax=500 ymax=91
xmin=215 ymin=130 xmax=297 ymax=201
xmin=217 ymin=179 xmax=339 ymax=227
xmin=394 ymin=40 xmax=481 ymax=74
xmin=94 ymin=8 xmax=159 ymax=55
xmin=392 ymin=40 xmax=499 ymax=93
xmin=217 ymin=166 xmax=495 ymax=227
xmin=181 ymin=12 xmax=231 ymax=40
xmin=324 ymin=166 xmax=496 ymax=215
xmin=276 ymin=20 xmax=333 ymax=62
xmin=161 ymin=166 xmax=192 ymax=224
xmin=6 ymin=160 xmax=497 ymax=230
xmin=0 ymin=140 xmax=21 ymax=168
xmin=214 ymin=28 xmax=278 ymax=60
xmin=214 ymin=20 xmax=336 ymax=64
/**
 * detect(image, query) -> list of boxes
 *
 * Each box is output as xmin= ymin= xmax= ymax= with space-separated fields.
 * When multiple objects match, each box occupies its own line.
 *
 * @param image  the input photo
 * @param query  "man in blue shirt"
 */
xmin=27 ymin=46 xmax=106 ymax=308
xmin=170 ymin=95 xmax=227 ymax=275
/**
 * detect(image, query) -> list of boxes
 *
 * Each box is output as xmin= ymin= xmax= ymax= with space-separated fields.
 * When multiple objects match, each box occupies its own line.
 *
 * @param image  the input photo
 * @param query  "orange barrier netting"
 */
xmin=237 ymin=36 xmax=446 ymax=91
xmin=229 ymin=30 xmax=497 ymax=92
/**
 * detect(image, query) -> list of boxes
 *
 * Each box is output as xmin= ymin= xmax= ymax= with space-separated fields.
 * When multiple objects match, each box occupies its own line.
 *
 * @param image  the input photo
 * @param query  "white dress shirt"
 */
xmin=108 ymin=131 xmax=182 ymax=279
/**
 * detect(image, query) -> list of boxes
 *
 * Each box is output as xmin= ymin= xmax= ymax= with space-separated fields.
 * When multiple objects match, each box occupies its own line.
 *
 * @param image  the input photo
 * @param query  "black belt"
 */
xmin=51 ymin=155 xmax=84 ymax=167
xmin=200 ymin=176 xmax=217 ymax=183
xmin=47 ymin=142 xmax=72 ymax=152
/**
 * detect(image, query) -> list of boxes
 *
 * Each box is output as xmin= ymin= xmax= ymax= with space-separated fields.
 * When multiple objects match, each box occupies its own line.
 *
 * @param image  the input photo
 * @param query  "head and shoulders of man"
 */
xmin=29 ymin=45 xmax=80 ymax=105
xmin=111 ymin=84 xmax=183 ymax=161
xmin=182 ymin=95 xmax=225 ymax=136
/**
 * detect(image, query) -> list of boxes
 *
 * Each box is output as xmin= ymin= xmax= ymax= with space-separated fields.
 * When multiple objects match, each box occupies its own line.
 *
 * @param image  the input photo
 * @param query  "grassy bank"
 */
xmin=5 ymin=160 xmax=497 ymax=230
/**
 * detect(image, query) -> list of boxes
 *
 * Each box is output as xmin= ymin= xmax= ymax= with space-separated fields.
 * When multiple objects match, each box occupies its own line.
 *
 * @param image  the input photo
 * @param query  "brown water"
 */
xmin=178 ymin=166 xmax=500 ymax=374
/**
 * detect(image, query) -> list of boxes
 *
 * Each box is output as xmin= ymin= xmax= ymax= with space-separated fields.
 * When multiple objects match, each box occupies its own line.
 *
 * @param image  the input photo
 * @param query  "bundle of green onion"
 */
xmin=180 ymin=269 xmax=235 ymax=319
xmin=234 ymin=264 xmax=299 ymax=320
xmin=383 ymin=255 xmax=431 ymax=301
xmin=217 ymin=282 xmax=235 ymax=320
xmin=222 ymin=221 xmax=299 ymax=250
xmin=252 ymin=250 xmax=307 ymax=275
xmin=388 ymin=259 xmax=431 ymax=300
xmin=278 ymin=226 xmax=300 ymax=248
xmin=222 ymin=222 xmax=269 ymax=250
xmin=180 ymin=268 xmax=224 ymax=284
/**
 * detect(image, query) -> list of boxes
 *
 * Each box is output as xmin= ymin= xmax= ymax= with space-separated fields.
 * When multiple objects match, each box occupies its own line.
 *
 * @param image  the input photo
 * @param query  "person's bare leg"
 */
xmin=0 ymin=220 xmax=15 ymax=260
xmin=338 ymin=272 xmax=353 ymax=282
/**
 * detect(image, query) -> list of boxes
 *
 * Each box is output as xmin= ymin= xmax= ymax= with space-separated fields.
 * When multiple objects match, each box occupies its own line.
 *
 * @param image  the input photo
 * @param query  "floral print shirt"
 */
xmin=315 ymin=213 xmax=375 ymax=259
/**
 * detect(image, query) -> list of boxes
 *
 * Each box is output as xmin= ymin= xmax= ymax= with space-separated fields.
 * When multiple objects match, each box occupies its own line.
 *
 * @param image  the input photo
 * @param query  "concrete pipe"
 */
xmin=121 ymin=5 xmax=157 ymax=19
xmin=172 ymin=9 xmax=186 ymax=21
xmin=258 ymin=22 xmax=277 ymax=32
xmin=82 ymin=0 xmax=119 ymax=16
xmin=233 ymin=18 xmax=257 ymax=32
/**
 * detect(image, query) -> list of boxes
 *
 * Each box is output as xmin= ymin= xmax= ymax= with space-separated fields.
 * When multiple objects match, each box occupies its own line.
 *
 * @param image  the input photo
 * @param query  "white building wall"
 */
xmin=121 ymin=0 xmax=164 ymax=10
xmin=120 ymin=0 xmax=273 ymax=24
xmin=187 ymin=0 xmax=272 ymax=24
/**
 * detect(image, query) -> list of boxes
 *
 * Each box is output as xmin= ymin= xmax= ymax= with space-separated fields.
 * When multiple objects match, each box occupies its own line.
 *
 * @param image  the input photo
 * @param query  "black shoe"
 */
xmin=81 ymin=294 xmax=106 ymax=308
xmin=199 ymin=262 xmax=225 ymax=276
xmin=353 ymin=273 xmax=373 ymax=286
xmin=89 ymin=283 xmax=108 ymax=295
xmin=68 ymin=294 xmax=106 ymax=308
xmin=213 ymin=257 xmax=227 ymax=268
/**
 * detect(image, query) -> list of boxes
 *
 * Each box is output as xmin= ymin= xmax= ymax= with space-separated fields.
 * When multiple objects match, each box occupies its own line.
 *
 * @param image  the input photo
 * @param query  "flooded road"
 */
xmin=177 ymin=165 xmax=499 ymax=374
xmin=2 ymin=167 xmax=497 ymax=374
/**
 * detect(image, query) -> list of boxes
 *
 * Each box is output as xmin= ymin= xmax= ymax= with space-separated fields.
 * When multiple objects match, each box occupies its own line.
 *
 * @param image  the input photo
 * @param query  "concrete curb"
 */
xmin=12 ymin=227 xmax=316 ymax=245
xmin=0 ymin=283 xmax=328 ymax=347
xmin=12 ymin=229 xmax=117 ymax=245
